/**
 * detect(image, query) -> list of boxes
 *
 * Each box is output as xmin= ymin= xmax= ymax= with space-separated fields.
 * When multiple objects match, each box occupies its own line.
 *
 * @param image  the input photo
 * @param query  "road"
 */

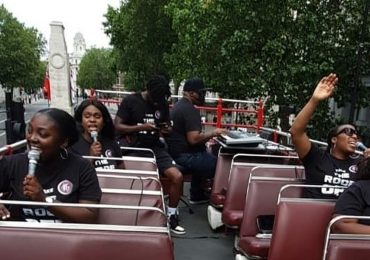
xmin=0 ymin=99 xmax=49 ymax=147
xmin=0 ymin=99 xmax=120 ymax=147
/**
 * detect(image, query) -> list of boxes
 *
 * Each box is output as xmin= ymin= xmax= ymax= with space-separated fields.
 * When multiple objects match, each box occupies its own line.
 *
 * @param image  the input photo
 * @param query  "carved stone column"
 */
xmin=48 ymin=21 xmax=73 ymax=115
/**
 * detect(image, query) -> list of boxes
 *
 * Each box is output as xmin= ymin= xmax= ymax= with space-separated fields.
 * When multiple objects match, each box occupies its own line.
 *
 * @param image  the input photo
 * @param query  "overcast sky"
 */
xmin=1 ymin=0 xmax=121 ymax=52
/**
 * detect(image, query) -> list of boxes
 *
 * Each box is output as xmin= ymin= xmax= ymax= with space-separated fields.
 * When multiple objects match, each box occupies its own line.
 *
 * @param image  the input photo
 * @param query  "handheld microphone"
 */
xmin=27 ymin=148 xmax=40 ymax=176
xmin=356 ymin=142 xmax=367 ymax=151
xmin=91 ymin=130 xmax=98 ymax=143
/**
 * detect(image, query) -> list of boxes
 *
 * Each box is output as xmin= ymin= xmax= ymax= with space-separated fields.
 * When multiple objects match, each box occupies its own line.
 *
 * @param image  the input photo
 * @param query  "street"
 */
xmin=0 ymin=99 xmax=49 ymax=147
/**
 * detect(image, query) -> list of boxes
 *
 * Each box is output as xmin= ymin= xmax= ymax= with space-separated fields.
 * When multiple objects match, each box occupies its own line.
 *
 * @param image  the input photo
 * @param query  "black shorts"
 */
xmin=124 ymin=146 xmax=178 ymax=175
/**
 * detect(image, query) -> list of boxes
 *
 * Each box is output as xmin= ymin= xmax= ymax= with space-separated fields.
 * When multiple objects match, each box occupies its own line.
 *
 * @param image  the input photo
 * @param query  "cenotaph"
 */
xmin=48 ymin=21 xmax=73 ymax=114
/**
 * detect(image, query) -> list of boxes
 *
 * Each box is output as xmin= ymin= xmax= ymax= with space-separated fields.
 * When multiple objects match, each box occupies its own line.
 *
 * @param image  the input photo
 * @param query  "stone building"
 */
xmin=69 ymin=32 xmax=86 ymax=99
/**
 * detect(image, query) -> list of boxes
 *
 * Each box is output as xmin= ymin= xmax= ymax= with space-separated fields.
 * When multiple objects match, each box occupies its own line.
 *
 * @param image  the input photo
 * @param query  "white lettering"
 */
xmin=43 ymin=188 xmax=54 ymax=194
xmin=23 ymin=208 xmax=34 ymax=216
xmin=324 ymin=175 xmax=333 ymax=183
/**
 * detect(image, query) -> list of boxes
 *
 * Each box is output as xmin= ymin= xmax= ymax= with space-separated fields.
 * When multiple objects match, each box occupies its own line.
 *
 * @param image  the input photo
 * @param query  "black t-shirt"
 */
xmin=116 ymin=93 xmax=167 ymax=148
xmin=166 ymin=98 xmax=205 ymax=157
xmin=334 ymin=180 xmax=370 ymax=225
xmin=0 ymin=152 xmax=101 ymax=222
xmin=302 ymin=144 xmax=361 ymax=199
xmin=70 ymin=135 xmax=122 ymax=169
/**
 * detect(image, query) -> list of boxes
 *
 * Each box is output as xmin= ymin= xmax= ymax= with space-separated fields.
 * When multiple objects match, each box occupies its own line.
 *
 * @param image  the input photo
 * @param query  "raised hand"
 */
xmin=312 ymin=73 xmax=338 ymax=102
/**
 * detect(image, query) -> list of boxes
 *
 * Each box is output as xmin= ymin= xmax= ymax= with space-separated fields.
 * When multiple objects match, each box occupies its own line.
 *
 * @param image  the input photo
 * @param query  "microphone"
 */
xmin=356 ymin=142 xmax=367 ymax=151
xmin=28 ymin=148 xmax=40 ymax=176
xmin=91 ymin=130 xmax=98 ymax=142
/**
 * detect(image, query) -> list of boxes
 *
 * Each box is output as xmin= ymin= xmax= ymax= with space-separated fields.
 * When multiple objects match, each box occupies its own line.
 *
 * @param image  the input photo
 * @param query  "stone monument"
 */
xmin=48 ymin=21 xmax=73 ymax=114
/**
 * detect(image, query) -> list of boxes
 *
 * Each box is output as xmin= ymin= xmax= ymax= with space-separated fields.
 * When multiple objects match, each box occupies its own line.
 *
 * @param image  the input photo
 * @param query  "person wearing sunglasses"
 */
xmin=290 ymin=73 xmax=370 ymax=199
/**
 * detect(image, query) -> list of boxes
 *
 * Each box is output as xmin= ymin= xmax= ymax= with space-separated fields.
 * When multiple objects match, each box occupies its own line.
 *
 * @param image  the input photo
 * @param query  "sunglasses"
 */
xmin=336 ymin=127 xmax=358 ymax=137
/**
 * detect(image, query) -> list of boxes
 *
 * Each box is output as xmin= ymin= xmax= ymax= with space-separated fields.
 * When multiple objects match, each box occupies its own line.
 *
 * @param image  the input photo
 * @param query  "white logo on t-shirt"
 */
xmin=57 ymin=180 xmax=73 ymax=195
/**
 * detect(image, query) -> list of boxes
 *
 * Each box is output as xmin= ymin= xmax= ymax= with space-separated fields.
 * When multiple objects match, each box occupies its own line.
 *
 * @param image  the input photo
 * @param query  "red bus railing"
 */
xmin=93 ymin=90 xmax=264 ymax=132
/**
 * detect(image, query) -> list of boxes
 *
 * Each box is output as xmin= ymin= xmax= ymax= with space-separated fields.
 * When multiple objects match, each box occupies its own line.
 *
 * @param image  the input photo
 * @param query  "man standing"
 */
xmin=166 ymin=78 xmax=226 ymax=204
xmin=114 ymin=75 xmax=185 ymax=235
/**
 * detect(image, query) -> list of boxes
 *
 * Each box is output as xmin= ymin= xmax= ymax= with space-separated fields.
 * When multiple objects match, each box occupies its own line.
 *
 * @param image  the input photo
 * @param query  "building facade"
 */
xmin=69 ymin=32 xmax=86 ymax=99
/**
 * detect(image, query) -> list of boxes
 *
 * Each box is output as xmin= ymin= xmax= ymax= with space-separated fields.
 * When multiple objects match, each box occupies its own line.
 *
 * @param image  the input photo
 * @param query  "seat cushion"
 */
xmin=239 ymin=236 xmax=270 ymax=258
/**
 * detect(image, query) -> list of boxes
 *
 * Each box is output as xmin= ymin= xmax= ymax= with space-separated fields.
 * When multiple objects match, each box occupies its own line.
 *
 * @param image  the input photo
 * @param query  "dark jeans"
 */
xmin=174 ymin=151 xmax=217 ymax=197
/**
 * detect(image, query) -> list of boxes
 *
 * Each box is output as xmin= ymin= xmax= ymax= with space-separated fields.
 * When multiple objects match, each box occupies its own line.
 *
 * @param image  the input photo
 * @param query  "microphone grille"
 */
xmin=28 ymin=149 xmax=41 ymax=160
xmin=91 ymin=131 xmax=98 ymax=139
xmin=356 ymin=142 xmax=367 ymax=151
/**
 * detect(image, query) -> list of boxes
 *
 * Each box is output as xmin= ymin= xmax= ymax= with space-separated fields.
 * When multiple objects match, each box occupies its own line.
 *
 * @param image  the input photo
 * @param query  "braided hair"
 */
xmin=146 ymin=75 xmax=171 ymax=123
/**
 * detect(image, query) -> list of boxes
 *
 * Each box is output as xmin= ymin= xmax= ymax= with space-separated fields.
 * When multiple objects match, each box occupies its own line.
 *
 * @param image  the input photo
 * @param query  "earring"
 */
xmin=60 ymin=147 xmax=68 ymax=159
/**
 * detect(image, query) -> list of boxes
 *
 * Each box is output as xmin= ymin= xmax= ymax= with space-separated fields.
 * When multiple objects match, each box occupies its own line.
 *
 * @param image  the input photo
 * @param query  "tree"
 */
xmin=77 ymin=48 xmax=117 ymax=90
xmin=104 ymin=0 xmax=176 ymax=90
xmin=0 ymin=4 xmax=46 ymax=93
xmin=165 ymin=0 xmax=370 ymax=139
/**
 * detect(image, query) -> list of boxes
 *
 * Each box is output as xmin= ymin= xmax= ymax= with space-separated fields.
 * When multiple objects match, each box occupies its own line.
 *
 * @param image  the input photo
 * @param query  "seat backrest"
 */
xmin=0 ymin=223 xmax=174 ymax=260
xmin=268 ymin=198 xmax=335 ymax=260
xmin=98 ymin=189 xmax=166 ymax=226
xmin=96 ymin=168 xmax=159 ymax=178
xmin=211 ymin=153 xmax=299 ymax=208
xmin=326 ymin=238 xmax=370 ymax=260
xmin=210 ymin=153 xmax=234 ymax=206
xmin=222 ymin=164 xmax=303 ymax=228
xmin=323 ymin=215 xmax=370 ymax=260
xmin=120 ymin=147 xmax=158 ymax=171
xmin=97 ymin=174 xmax=161 ymax=190
xmin=83 ymin=154 xmax=158 ymax=172
xmin=239 ymin=167 xmax=304 ymax=237
xmin=123 ymin=157 xmax=158 ymax=171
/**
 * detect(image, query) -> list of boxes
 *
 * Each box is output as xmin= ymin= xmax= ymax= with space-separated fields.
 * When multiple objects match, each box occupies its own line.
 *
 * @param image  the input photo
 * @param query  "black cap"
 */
xmin=183 ymin=78 xmax=211 ymax=92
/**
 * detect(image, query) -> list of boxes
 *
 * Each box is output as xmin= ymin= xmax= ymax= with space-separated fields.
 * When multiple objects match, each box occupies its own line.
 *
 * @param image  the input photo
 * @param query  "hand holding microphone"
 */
xmin=27 ymin=148 xmax=40 ymax=177
xmin=356 ymin=142 xmax=370 ymax=158
xmin=90 ymin=130 xmax=102 ymax=156
xmin=24 ymin=148 xmax=44 ymax=201
xmin=91 ymin=130 xmax=98 ymax=143
xmin=356 ymin=142 xmax=367 ymax=151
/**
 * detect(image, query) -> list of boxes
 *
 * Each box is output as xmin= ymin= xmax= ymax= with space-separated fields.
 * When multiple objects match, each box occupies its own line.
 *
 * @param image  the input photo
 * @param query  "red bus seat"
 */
xmin=268 ymin=194 xmax=335 ymax=260
xmin=0 ymin=222 xmax=173 ymax=260
xmin=97 ymin=174 xmax=161 ymax=190
xmin=210 ymin=152 xmax=234 ymax=207
xmin=99 ymin=188 xmax=166 ymax=226
xmin=222 ymin=164 xmax=304 ymax=228
xmin=323 ymin=215 xmax=370 ymax=260
xmin=237 ymin=167 xmax=304 ymax=258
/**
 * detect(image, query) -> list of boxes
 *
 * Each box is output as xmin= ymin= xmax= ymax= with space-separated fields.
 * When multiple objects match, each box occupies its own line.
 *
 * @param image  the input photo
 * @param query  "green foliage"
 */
xmin=103 ymin=0 xmax=369 ymax=140
xmin=104 ymin=0 xmax=176 ymax=90
xmin=165 ymin=0 xmax=370 ymax=139
xmin=0 ymin=4 xmax=46 ymax=91
xmin=77 ymin=48 xmax=117 ymax=90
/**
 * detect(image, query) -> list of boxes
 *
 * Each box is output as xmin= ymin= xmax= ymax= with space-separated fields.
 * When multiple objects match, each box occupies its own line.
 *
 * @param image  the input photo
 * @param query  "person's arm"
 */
xmin=290 ymin=73 xmax=338 ymax=159
xmin=114 ymin=115 xmax=157 ymax=135
xmin=186 ymin=128 xmax=227 ymax=146
xmin=333 ymin=183 xmax=369 ymax=234
xmin=46 ymin=199 xmax=98 ymax=224
xmin=332 ymin=217 xmax=370 ymax=234
xmin=23 ymin=175 xmax=99 ymax=223
xmin=0 ymin=156 xmax=11 ymax=220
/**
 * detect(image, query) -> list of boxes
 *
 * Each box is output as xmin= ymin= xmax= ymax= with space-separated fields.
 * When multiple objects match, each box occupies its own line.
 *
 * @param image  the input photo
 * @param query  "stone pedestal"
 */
xmin=48 ymin=21 xmax=73 ymax=115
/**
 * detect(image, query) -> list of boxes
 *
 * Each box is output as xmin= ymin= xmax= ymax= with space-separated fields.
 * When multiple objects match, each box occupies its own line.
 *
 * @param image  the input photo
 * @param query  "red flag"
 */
xmin=43 ymin=70 xmax=51 ymax=100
